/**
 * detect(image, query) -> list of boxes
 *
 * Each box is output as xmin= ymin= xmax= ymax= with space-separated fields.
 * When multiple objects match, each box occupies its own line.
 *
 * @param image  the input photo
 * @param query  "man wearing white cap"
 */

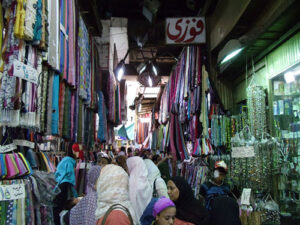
xmin=199 ymin=161 xmax=231 ymax=210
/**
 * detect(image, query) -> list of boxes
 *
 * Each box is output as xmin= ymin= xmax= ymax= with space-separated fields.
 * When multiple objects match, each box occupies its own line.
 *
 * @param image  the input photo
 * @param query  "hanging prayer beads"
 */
xmin=247 ymin=86 xmax=267 ymax=140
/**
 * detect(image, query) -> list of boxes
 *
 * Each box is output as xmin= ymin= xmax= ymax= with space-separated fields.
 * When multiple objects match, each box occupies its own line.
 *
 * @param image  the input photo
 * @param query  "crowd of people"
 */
xmin=52 ymin=144 xmax=241 ymax=225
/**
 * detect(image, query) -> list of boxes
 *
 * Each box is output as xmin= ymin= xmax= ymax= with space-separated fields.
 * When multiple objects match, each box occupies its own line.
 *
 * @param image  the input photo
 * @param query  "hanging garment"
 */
xmin=38 ymin=0 xmax=47 ymax=49
xmin=35 ymin=53 xmax=43 ymax=130
xmin=14 ymin=0 xmax=26 ymax=39
xmin=58 ymin=81 xmax=65 ymax=136
xmin=46 ymin=71 xmax=54 ymax=134
xmin=51 ymin=74 xmax=60 ymax=134
xmin=67 ymin=0 xmax=75 ymax=85
xmin=32 ymin=0 xmax=42 ymax=44
xmin=48 ymin=0 xmax=60 ymax=70
xmin=24 ymin=0 xmax=37 ymax=40
xmin=0 ymin=3 xmax=19 ymax=113
xmin=97 ymin=91 xmax=108 ymax=142
xmin=0 ymin=2 xmax=3 ymax=74
xmin=62 ymin=86 xmax=71 ymax=139
xmin=78 ymin=16 xmax=90 ymax=100
xmin=40 ymin=66 xmax=49 ymax=132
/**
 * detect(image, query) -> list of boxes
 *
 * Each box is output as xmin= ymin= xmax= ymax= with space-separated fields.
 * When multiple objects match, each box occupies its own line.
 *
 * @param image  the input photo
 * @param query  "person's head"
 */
xmin=115 ymin=155 xmax=128 ymax=173
xmin=127 ymin=147 xmax=133 ymax=156
xmin=152 ymin=155 xmax=162 ymax=165
xmin=153 ymin=197 xmax=176 ymax=225
xmin=95 ymin=164 xmax=137 ymax=223
xmin=86 ymin=165 xmax=101 ymax=193
xmin=67 ymin=143 xmax=76 ymax=159
xmin=167 ymin=177 xmax=194 ymax=203
xmin=167 ymin=180 xmax=180 ymax=202
xmin=142 ymin=148 xmax=151 ymax=159
xmin=126 ymin=156 xmax=148 ymax=176
xmin=120 ymin=146 xmax=126 ymax=152
xmin=96 ymin=164 xmax=129 ymax=201
xmin=97 ymin=152 xmax=111 ymax=166
xmin=213 ymin=161 xmax=227 ymax=184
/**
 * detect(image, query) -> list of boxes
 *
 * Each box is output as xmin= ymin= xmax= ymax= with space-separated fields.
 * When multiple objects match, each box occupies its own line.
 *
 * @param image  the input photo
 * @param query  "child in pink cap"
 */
xmin=152 ymin=197 xmax=176 ymax=225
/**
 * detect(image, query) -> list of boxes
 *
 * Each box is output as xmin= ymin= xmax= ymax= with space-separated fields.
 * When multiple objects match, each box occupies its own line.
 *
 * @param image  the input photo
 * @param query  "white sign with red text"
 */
xmin=166 ymin=17 xmax=206 ymax=44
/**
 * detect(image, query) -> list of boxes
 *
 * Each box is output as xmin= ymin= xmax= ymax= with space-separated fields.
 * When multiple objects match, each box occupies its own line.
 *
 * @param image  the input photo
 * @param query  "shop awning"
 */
xmin=115 ymin=123 xmax=135 ymax=140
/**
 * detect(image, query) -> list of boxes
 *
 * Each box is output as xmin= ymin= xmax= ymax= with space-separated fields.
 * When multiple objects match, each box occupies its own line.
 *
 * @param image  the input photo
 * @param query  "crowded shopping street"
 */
xmin=0 ymin=0 xmax=299 ymax=224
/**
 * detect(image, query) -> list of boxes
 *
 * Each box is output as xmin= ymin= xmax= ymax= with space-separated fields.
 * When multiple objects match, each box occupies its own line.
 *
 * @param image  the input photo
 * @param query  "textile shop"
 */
xmin=137 ymin=33 xmax=300 ymax=225
xmin=0 ymin=0 xmax=124 ymax=223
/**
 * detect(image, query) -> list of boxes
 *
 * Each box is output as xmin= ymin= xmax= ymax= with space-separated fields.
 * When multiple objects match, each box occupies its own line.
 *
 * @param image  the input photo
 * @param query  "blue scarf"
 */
xmin=55 ymin=156 xmax=76 ymax=186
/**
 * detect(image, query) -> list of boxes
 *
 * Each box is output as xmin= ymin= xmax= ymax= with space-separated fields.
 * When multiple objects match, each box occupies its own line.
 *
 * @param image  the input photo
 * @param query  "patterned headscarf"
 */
xmin=70 ymin=165 xmax=102 ymax=225
xmin=95 ymin=164 xmax=138 ymax=224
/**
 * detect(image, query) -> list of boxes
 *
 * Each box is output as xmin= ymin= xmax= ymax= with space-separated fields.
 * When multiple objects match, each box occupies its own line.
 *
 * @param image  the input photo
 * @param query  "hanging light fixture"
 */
xmin=114 ymin=60 xmax=125 ymax=81
xmin=218 ymin=39 xmax=244 ymax=65
xmin=284 ymin=68 xmax=300 ymax=83
xmin=137 ymin=59 xmax=160 ymax=87
xmin=137 ymin=61 xmax=147 ymax=74
xmin=148 ymin=76 xmax=153 ymax=87
xmin=114 ymin=48 xmax=131 ymax=82
xmin=151 ymin=60 xmax=159 ymax=76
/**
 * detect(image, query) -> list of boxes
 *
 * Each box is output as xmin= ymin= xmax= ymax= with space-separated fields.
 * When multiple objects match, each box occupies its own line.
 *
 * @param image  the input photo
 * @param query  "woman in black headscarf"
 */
xmin=210 ymin=196 xmax=241 ymax=225
xmin=168 ymin=177 xmax=210 ymax=225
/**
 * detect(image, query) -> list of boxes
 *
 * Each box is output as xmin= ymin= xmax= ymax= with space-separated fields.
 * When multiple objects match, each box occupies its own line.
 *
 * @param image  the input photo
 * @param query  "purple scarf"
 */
xmin=70 ymin=165 xmax=102 ymax=225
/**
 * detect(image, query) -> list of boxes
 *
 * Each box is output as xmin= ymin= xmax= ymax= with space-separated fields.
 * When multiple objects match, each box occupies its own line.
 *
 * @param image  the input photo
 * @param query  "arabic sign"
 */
xmin=241 ymin=188 xmax=251 ymax=205
xmin=13 ymin=59 xmax=38 ymax=84
xmin=13 ymin=139 xmax=35 ymax=149
xmin=0 ymin=184 xmax=26 ymax=201
xmin=166 ymin=17 xmax=206 ymax=44
xmin=0 ymin=144 xmax=17 ymax=153
xmin=231 ymin=146 xmax=255 ymax=158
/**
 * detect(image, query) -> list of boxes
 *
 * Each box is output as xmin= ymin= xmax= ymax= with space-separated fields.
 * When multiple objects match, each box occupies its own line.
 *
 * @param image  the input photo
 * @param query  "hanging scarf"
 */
xmin=97 ymin=91 xmax=107 ymax=142
xmin=24 ymin=0 xmax=37 ymax=40
xmin=46 ymin=71 xmax=54 ymax=134
xmin=33 ymin=0 xmax=42 ymax=44
xmin=48 ymin=0 xmax=60 ymax=70
xmin=67 ymin=0 xmax=75 ymax=85
xmin=58 ymin=81 xmax=65 ymax=136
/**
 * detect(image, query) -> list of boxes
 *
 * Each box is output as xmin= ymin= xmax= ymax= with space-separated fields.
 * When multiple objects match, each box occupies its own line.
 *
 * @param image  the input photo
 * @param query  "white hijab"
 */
xmin=144 ymin=159 xmax=161 ymax=187
xmin=95 ymin=164 xmax=138 ymax=224
xmin=127 ymin=157 xmax=152 ymax=221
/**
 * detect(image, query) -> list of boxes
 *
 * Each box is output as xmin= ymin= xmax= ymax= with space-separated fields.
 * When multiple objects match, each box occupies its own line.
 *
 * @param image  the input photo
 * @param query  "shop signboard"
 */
xmin=241 ymin=188 xmax=251 ymax=205
xmin=13 ymin=59 xmax=38 ymax=84
xmin=165 ymin=17 xmax=206 ymax=44
xmin=231 ymin=146 xmax=255 ymax=158
xmin=0 ymin=184 xmax=26 ymax=201
xmin=0 ymin=144 xmax=17 ymax=153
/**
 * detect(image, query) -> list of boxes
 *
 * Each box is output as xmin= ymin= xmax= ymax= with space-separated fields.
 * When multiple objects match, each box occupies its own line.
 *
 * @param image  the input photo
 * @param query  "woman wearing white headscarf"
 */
xmin=144 ymin=159 xmax=169 ymax=198
xmin=95 ymin=164 xmax=138 ymax=225
xmin=127 ymin=156 xmax=152 ymax=221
